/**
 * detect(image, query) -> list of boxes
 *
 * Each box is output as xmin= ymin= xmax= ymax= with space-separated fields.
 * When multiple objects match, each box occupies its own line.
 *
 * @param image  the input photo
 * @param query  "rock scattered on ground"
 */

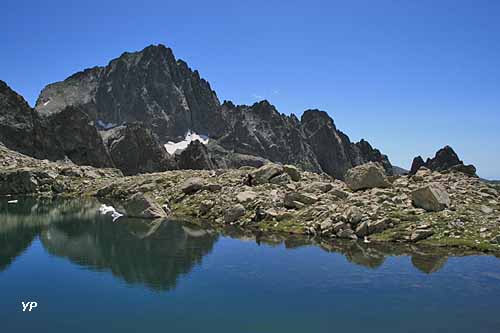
xmin=1 ymin=145 xmax=499 ymax=253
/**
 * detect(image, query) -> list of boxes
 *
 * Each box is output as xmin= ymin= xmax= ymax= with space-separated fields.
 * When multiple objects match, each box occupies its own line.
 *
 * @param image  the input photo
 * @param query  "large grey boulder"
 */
xmin=284 ymin=192 xmax=318 ymax=209
xmin=224 ymin=204 xmax=246 ymax=223
xmin=236 ymin=191 xmax=258 ymax=204
xmin=252 ymin=163 xmax=284 ymax=184
xmin=345 ymin=162 xmax=390 ymax=191
xmin=411 ymin=184 xmax=450 ymax=212
xmin=410 ymin=229 xmax=434 ymax=242
xmin=122 ymin=193 xmax=167 ymax=219
xmin=180 ymin=177 xmax=205 ymax=194
xmin=283 ymin=164 xmax=301 ymax=181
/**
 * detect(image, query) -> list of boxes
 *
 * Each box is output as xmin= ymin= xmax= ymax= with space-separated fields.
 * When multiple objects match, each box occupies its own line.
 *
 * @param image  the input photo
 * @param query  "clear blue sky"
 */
xmin=2 ymin=0 xmax=499 ymax=178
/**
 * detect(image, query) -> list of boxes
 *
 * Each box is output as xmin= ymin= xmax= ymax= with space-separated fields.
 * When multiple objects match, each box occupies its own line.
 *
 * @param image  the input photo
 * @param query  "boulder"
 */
xmin=355 ymin=221 xmax=369 ymax=237
xmin=252 ymin=163 xmax=284 ymax=184
xmin=320 ymin=219 xmax=333 ymax=231
xmin=337 ymin=229 xmax=357 ymax=240
xmin=411 ymin=184 xmax=450 ymax=212
xmin=269 ymin=173 xmax=291 ymax=185
xmin=410 ymin=229 xmax=434 ymax=242
xmin=333 ymin=222 xmax=346 ymax=233
xmin=123 ymin=193 xmax=166 ymax=219
xmin=284 ymin=192 xmax=318 ymax=209
xmin=199 ymin=200 xmax=215 ymax=215
xmin=345 ymin=162 xmax=390 ymax=191
xmin=368 ymin=218 xmax=391 ymax=234
xmin=224 ymin=204 xmax=246 ymax=223
xmin=347 ymin=207 xmax=363 ymax=225
xmin=236 ymin=191 xmax=258 ymax=204
xmin=481 ymin=205 xmax=493 ymax=214
xmin=180 ymin=177 xmax=205 ymax=194
xmin=283 ymin=165 xmax=301 ymax=181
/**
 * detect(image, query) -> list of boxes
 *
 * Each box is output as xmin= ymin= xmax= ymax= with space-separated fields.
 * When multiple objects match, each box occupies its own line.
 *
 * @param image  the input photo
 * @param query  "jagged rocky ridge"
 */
xmin=26 ymin=44 xmax=392 ymax=178
xmin=410 ymin=145 xmax=477 ymax=177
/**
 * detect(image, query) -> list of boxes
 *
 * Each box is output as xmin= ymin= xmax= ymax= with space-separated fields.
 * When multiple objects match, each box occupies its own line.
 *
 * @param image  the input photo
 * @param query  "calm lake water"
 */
xmin=1 ymin=198 xmax=500 ymax=332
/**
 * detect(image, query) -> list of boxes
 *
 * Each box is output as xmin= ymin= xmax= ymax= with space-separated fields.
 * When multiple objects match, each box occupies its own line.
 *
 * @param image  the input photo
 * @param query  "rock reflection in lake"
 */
xmin=1 ymin=198 xmax=495 ymax=292
xmin=40 ymin=217 xmax=218 ymax=291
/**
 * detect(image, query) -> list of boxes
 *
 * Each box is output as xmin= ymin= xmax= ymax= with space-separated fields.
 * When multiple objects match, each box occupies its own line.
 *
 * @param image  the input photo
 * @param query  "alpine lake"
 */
xmin=1 ymin=198 xmax=499 ymax=332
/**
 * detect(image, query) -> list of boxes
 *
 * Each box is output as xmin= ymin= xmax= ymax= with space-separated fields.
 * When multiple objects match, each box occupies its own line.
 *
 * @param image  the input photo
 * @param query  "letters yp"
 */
xmin=22 ymin=301 xmax=38 ymax=312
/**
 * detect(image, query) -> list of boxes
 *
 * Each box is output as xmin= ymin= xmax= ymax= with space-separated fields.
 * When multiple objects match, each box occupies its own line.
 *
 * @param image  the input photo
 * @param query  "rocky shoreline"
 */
xmin=2 ymin=144 xmax=499 ymax=254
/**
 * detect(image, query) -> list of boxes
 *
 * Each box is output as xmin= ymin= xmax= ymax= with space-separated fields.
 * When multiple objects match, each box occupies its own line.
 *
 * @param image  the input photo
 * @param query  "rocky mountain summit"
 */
xmin=21 ymin=44 xmax=391 ymax=179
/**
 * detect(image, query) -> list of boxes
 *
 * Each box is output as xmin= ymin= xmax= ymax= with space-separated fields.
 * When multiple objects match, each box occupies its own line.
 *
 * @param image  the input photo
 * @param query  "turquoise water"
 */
xmin=1 ymin=198 xmax=500 ymax=332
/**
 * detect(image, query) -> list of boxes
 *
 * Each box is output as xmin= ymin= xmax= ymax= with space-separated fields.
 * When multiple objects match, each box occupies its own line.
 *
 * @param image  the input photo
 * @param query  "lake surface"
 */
xmin=1 ymin=198 xmax=500 ymax=332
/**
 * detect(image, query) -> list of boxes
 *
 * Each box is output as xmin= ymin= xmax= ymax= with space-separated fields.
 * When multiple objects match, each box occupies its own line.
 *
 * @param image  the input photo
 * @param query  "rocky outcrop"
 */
xmin=36 ymin=106 xmax=114 ymax=168
xmin=409 ymin=156 xmax=425 ymax=175
xmin=177 ymin=140 xmax=215 ymax=170
xmin=102 ymin=123 xmax=174 ymax=175
xmin=0 ymin=80 xmax=38 ymax=157
xmin=410 ymin=146 xmax=476 ymax=177
xmin=1 ymin=81 xmax=114 ymax=168
xmin=301 ymin=110 xmax=392 ymax=179
xmin=218 ymin=101 xmax=322 ymax=172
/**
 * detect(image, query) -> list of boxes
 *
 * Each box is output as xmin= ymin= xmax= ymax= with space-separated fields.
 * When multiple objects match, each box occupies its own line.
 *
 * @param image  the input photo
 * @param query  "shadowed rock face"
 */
xmin=217 ymin=103 xmax=392 ymax=178
xmin=0 ymin=81 xmax=113 ymax=168
xmin=0 ymin=80 xmax=38 ymax=156
xmin=301 ymin=110 xmax=392 ymax=179
xmin=36 ymin=106 xmax=114 ymax=167
xmin=102 ymin=123 xmax=175 ymax=175
xmin=218 ymin=101 xmax=322 ymax=172
xmin=177 ymin=140 xmax=215 ymax=170
xmin=36 ymin=44 xmax=225 ymax=142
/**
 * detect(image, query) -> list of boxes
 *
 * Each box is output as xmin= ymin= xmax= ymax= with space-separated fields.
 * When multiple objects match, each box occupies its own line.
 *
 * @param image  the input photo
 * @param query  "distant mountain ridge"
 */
xmin=2 ymin=44 xmax=392 ymax=178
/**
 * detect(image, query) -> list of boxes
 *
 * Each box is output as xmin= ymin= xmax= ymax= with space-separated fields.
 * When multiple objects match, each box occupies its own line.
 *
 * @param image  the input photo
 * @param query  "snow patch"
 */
xmin=164 ymin=130 xmax=209 ymax=155
xmin=99 ymin=204 xmax=124 ymax=222
xmin=97 ymin=119 xmax=117 ymax=130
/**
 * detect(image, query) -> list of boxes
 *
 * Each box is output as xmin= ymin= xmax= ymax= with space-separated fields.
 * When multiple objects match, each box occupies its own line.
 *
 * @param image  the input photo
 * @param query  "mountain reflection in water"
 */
xmin=0 ymin=198 xmax=489 ymax=291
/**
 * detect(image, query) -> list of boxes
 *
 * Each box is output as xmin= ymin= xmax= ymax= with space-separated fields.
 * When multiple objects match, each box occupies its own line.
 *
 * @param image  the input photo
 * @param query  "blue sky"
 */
xmin=2 ymin=0 xmax=499 ymax=178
